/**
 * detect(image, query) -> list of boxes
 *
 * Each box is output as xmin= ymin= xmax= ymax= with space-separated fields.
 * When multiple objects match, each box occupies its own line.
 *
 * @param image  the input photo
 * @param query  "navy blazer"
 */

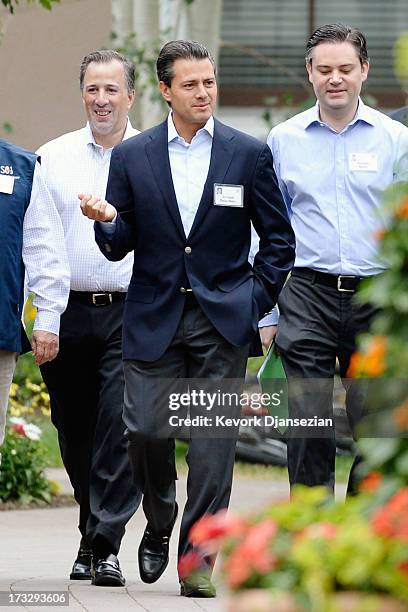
xmin=95 ymin=118 xmax=295 ymax=361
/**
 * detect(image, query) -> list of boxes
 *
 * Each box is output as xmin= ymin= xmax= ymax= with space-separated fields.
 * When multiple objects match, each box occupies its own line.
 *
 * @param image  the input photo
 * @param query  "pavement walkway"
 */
xmin=0 ymin=468 xmax=291 ymax=612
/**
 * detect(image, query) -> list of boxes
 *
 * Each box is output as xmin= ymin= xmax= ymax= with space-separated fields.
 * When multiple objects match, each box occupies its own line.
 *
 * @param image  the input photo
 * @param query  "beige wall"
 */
xmin=0 ymin=0 xmax=111 ymax=150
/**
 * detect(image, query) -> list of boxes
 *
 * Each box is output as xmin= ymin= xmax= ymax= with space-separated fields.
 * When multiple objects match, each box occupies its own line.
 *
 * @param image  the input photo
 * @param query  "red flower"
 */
xmin=224 ymin=519 xmax=278 ymax=588
xmin=225 ymin=543 xmax=251 ymax=588
xmin=189 ymin=510 xmax=247 ymax=547
xmin=177 ymin=551 xmax=202 ymax=579
xmin=359 ymin=471 xmax=382 ymax=493
xmin=11 ymin=422 xmax=26 ymax=437
xmin=399 ymin=561 xmax=408 ymax=580
xmin=372 ymin=488 xmax=408 ymax=543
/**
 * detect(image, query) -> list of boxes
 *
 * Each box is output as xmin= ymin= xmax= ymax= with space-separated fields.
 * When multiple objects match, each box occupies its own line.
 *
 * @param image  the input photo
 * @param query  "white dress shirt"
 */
xmin=37 ymin=121 xmax=139 ymax=292
xmin=23 ymin=163 xmax=70 ymax=334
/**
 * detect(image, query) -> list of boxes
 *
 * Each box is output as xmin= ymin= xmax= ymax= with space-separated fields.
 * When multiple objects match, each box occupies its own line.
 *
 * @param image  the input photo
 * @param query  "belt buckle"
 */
xmin=337 ymin=276 xmax=356 ymax=293
xmin=92 ymin=292 xmax=112 ymax=305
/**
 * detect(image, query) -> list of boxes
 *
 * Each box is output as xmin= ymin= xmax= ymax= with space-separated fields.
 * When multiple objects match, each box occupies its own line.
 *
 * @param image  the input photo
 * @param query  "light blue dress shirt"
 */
xmin=267 ymin=99 xmax=408 ymax=276
xmin=103 ymin=114 xmax=213 ymax=237
xmin=167 ymin=114 xmax=213 ymax=237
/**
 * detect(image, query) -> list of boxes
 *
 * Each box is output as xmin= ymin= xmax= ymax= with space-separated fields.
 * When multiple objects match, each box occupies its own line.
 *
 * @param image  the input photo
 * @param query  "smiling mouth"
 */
xmin=94 ymin=110 xmax=111 ymax=117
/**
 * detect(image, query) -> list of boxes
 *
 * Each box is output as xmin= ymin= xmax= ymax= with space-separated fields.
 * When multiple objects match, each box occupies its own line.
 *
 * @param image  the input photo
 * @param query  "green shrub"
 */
xmin=0 ymin=417 xmax=53 ymax=503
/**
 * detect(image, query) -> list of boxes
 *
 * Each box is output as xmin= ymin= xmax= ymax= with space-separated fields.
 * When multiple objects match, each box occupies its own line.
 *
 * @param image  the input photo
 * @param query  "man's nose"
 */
xmin=195 ymin=83 xmax=207 ymax=97
xmin=329 ymin=71 xmax=343 ymax=84
xmin=95 ymin=91 xmax=109 ymax=105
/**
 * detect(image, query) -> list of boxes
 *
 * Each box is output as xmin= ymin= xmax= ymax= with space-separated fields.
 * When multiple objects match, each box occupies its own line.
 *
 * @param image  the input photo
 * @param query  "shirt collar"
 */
xmin=303 ymin=98 xmax=375 ymax=130
xmin=84 ymin=118 xmax=134 ymax=147
xmin=167 ymin=112 xmax=214 ymax=143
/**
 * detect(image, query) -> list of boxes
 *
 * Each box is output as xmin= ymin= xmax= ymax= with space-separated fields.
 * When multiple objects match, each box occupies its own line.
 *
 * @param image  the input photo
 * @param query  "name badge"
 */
xmin=0 ymin=174 xmax=15 ymax=194
xmin=349 ymin=153 xmax=378 ymax=172
xmin=214 ymin=184 xmax=244 ymax=207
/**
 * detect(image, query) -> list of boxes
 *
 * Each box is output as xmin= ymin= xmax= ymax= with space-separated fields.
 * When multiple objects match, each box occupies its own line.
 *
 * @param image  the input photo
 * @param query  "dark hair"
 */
xmin=156 ymin=40 xmax=216 ymax=86
xmin=305 ymin=23 xmax=369 ymax=66
xmin=79 ymin=50 xmax=135 ymax=93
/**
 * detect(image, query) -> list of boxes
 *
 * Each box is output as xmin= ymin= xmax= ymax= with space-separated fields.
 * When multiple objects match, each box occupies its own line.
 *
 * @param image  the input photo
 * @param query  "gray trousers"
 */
xmin=0 ymin=350 xmax=17 ymax=447
xmin=124 ymin=295 xmax=249 ymax=567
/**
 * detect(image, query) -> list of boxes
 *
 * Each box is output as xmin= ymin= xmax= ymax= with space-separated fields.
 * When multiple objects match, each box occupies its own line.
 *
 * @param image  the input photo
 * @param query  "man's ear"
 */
xmin=128 ymin=89 xmax=136 ymax=109
xmin=306 ymin=61 xmax=313 ymax=84
xmin=159 ymin=81 xmax=171 ymax=104
xmin=361 ymin=61 xmax=369 ymax=83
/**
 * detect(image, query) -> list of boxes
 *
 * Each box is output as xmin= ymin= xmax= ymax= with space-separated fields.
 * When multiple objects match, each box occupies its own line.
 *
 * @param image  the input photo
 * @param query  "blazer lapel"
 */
xmin=145 ymin=121 xmax=186 ymax=240
xmin=188 ymin=119 xmax=236 ymax=238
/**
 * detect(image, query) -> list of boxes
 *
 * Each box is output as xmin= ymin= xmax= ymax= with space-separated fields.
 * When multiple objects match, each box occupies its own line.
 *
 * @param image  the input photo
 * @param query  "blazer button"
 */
xmin=184 ymin=246 xmax=192 ymax=254
xmin=105 ymin=243 xmax=112 ymax=253
xmin=180 ymin=287 xmax=187 ymax=294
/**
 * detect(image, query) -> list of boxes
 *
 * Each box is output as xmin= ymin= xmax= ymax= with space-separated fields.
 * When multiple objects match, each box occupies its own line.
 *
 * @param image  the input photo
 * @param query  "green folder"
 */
xmin=257 ymin=341 xmax=288 ymax=434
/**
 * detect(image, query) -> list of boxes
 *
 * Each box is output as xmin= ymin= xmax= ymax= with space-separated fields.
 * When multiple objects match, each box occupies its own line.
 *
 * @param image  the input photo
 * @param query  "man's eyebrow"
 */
xmin=315 ymin=63 xmax=355 ymax=68
xmin=85 ymin=83 xmax=120 ymax=88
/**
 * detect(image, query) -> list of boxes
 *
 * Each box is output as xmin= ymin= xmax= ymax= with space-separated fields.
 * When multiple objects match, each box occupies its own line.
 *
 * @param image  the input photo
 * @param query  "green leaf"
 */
xmin=395 ymin=450 xmax=408 ymax=475
xmin=358 ymin=438 xmax=399 ymax=467
xmin=2 ymin=122 xmax=13 ymax=133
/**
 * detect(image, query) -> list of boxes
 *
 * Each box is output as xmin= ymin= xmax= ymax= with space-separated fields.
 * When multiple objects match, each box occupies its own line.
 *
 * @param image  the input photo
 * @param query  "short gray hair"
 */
xmin=79 ymin=50 xmax=135 ymax=93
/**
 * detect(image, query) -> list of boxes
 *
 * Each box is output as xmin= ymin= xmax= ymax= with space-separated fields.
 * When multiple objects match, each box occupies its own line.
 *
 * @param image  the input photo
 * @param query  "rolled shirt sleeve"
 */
xmin=22 ymin=163 xmax=70 ymax=335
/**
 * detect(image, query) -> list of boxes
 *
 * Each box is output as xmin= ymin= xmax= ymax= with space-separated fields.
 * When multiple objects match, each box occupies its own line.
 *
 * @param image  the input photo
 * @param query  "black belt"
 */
xmin=69 ymin=290 xmax=126 ymax=306
xmin=291 ymin=267 xmax=367 ymax=293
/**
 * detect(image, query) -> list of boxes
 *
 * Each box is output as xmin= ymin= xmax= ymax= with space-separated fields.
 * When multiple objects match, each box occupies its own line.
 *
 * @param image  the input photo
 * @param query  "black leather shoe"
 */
xmin=91 ymin=554 xmax=125 ymax=587
xmin=138 ymin=502 xmax=178 ymax=584
xmin=180 ymin=575 xmax=216 ymax=598
xmin=70 ymin=543 xmax=92 ymax=580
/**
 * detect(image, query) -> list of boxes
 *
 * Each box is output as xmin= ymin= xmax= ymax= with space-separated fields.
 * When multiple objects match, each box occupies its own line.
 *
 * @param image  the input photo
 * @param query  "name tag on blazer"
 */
xmin=0 ymin=174 xmax=15 ymax=194
xmin=349 ymin=153 xmax=378 ymax=172
xmin=213 ymin=183 xmax=244 ymax=207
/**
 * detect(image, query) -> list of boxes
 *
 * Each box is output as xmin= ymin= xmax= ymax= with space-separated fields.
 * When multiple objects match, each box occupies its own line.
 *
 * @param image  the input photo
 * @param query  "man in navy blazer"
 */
xmin=80 ymin=40 xmax=295 ymax=597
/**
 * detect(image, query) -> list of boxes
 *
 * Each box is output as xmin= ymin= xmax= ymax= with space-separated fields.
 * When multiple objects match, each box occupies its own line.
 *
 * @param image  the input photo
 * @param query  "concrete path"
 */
xmin=0 ymin=469 xmax=291 ymax=612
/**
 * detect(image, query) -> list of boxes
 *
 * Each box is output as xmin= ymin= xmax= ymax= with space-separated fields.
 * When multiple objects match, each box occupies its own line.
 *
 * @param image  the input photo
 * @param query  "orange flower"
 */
xmin=359 ymin=471 xmax=383 ymax=493
xmin=373 ymin=228 xmax=386 ymax=240
xmin=347 ymin=336 xmax=387 ymax=377
xmin=395 ymin=196 xmax=408 ymax=220
xmin=393 ymin=398 xmax=408 ymax=432
xmin=189 ymin=510 xmax=246 ymax=548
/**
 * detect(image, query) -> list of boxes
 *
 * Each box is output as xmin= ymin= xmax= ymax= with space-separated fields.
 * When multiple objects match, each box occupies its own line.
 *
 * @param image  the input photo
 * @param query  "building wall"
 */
xmin=0 ymin=0 xmax=111 ymax=150
xmin=220 ymin=0 xmax=408 ymax=107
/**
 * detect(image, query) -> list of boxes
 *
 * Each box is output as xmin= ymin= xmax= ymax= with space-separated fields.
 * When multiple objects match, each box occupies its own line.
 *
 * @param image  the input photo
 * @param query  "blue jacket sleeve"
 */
xmin=94 ymin=146 xmax=137 ymax=261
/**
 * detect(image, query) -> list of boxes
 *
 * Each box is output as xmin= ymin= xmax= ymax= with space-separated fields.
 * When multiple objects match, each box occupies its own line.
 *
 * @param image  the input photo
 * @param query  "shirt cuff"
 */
xmin=96 ymin=213 xmax=117 ymax=235
xmin=33 ymin=310 xmax=61 ymax=336
xmin=258 ymin=305 xmax=279 ymax=327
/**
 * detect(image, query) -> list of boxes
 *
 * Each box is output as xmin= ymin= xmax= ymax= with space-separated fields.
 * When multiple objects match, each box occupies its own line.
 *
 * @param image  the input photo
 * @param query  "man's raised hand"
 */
xmin=79 ymin=193 xmax=117 ymax=222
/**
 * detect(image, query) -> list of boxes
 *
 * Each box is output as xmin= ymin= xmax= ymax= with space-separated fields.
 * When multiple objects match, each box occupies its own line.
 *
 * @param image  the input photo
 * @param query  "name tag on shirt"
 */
xmin=349 ymin=153 xmax=378 ymax=172
xmin=214 ymin=184 xmax=244 ymax=207
xmin=0 ymin=174 xmax=15 ymax=194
